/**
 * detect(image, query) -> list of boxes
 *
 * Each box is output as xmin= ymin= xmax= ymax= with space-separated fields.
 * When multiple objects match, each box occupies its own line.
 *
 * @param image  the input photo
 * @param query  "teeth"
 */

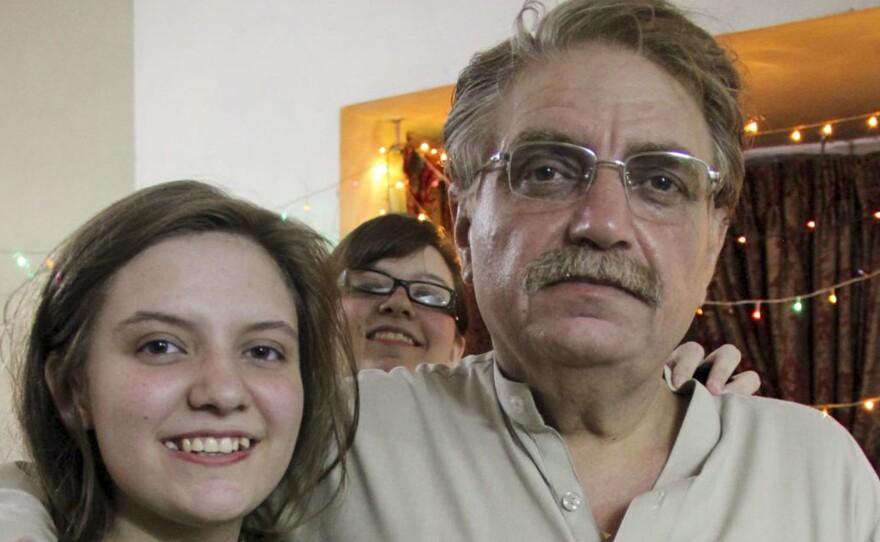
xmin=373 ymin=331 xmax=415 ymax=345
xmin=166 ymin=436 xmax=252 ymax=455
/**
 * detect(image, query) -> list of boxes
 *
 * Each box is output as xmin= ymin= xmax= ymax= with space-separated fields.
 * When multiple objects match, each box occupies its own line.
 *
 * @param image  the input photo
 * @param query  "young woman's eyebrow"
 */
xmin=243 ymin=321 xmax=299 ymax=341
xmin=114 ymin=311 xmax=193 ymax=333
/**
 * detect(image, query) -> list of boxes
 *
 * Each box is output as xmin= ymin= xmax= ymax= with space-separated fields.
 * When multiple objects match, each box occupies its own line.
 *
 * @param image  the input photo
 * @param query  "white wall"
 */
xmin=0 ymin=1 xmax=134 ymax=460
xmin=133 ymin=0 xmax=880 ymax=242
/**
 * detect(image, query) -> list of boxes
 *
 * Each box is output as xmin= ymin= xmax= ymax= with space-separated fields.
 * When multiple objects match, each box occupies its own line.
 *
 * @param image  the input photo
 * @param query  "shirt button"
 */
xmin=561 ymin=492 xmax=582 ymax=511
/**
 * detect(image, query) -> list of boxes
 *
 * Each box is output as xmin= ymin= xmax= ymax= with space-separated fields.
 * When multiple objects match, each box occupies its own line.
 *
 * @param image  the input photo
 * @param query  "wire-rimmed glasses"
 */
xmin=482 ymin=141 xmax=720 ymax=223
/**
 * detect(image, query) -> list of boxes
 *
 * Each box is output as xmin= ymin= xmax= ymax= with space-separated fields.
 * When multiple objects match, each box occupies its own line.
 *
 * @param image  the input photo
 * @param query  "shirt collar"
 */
xmin=492 ymin=352 xmax=549 ymax=430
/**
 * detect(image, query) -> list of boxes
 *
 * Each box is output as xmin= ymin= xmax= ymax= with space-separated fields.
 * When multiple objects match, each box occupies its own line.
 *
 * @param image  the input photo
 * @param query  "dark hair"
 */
xmin=445 ymin=0 xmax=745 ymax=213
xmin=330 ymin=214 xmax=469 ymax=335
xmin=12 ymin=180 xmax=357 ymax=541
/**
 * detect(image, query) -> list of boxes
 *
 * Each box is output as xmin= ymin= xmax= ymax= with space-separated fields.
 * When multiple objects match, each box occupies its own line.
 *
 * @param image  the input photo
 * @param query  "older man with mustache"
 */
xmin=294 ymin=1 xmax=880 ymax=540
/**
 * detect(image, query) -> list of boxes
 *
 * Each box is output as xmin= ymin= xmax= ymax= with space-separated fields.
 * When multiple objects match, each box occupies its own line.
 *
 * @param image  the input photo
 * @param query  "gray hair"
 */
xmin=444 ymin=0 xmax=745 ymax=213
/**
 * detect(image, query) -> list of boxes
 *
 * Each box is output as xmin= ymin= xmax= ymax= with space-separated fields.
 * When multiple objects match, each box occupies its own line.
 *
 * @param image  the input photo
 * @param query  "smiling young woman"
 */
xmin=331 ymin=214 xmax=469 ymax=372
xmin=9 ymin=181 xmax=357 ymax=541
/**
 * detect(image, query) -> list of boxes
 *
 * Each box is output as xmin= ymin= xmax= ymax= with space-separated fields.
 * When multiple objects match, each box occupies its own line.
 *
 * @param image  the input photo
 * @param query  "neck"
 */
xmin=496 ymin=349 xmax=688 ymax=537
xmin=495 ymin=349 xmax=685 ymax=447
xmin=104 ymin=505 xmax=243 ymax=542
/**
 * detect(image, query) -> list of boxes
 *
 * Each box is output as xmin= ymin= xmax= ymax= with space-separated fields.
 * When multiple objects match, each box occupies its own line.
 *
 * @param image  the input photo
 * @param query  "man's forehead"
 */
xmin=494 ymin=45 xmax=713 ymax=161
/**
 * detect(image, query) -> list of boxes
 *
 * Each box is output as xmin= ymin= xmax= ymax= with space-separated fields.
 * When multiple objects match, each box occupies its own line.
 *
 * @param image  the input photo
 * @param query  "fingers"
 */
xmin=666 ymin=341 xmax=706 ymax=390
xmin=722 ymin=370 xmax=761 ymax=396
xmin=703 ymin=344 xmax=742 ymax=395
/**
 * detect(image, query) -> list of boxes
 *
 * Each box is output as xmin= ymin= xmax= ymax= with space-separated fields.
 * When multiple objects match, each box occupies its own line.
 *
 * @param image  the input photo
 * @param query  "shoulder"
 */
xmin=353 ymin=353 xmax=499 ymax=437
xmin=0 ymin=462 xmax=57 ymax=541
xmin=716 ymin=393 xmax=876 ymax=472
xmin=357 ymin=352 xmax=496 ymax=402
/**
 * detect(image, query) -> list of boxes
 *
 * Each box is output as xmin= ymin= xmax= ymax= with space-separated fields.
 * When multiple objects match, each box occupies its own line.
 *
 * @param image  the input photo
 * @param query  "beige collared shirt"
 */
xmin=294 ymin=352 xmax=880 ymax=541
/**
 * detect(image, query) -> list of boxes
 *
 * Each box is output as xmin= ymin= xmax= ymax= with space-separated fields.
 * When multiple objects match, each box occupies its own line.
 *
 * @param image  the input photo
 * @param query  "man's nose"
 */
xmin=566 ymin=166 xmax=635 ymax=250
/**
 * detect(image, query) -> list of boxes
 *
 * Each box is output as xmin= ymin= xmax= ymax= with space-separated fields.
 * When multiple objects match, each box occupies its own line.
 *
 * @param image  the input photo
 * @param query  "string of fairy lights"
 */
xmin=744 ymin=112 xmax=879 ymax=145
xmin=4 ymin=112 xmax=879 ymax=412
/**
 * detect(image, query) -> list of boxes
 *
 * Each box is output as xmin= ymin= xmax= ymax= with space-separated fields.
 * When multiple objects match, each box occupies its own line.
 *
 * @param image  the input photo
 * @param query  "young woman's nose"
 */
xmin=378 ymin=284 xmax=415 ymax=316
xmin=187 ymin=352 xmax=251 ymax=413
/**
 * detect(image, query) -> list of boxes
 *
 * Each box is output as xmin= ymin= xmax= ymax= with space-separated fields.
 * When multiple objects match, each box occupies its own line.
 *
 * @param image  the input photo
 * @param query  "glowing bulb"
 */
xmin=279 ymin=212 xmax=288 ymax=222
xmin=736 ymin=235 xmax=747 ymax=245
xmin=751 ymin=305 xmax=762 ymax=321
xmin=821 ymin=124 xmax=833 ymax=136
xmin=873 ymin=211 xmax=880 ymax=220
xmin=372 ymin=164 xmax=388 ymax=182
xmin=395 ymin=180 xmax=405 ymax=189
xmin=430 ymin=148 xmax=438 ymax=155
xmin=378 ymin=208 xmax=386 ymax=216
xmin=792 ymin=298 xmax=803 ymax=313
xmin=806 ymin=220 xmax=817 ymax=230
xmin=417 ymin=213 xmax=427 ymax=222
xmin=13 ymin=253 xmax=28 ymax=268
xmin=303 ymin=202 xmax=311 ymax=212
xmin=744 ymin=121 xmax=759 ymax=134
xmin=440 ymin=152 xmax=448 ymax=162
xmin=865 ymin=400 xmax=876 ymax=411
xmin=790 ymin=129 xmax=802 ymax=142
xmin=44 ymin=259 xmax=55 ymax=269
xmin=821 ymin=407 xmax=829 ymax=417
xmin=695 ymin=307 xmax=704 ymax=316
xmin=869 ymin=116 xmax=878 ymax=128
xmin=828 ymin=290 xmax=838 ymax=305
xmin=419 ymin=142 xmax=429 ymax=152
xmin=379 ymin=146 xmax=387 ymax=154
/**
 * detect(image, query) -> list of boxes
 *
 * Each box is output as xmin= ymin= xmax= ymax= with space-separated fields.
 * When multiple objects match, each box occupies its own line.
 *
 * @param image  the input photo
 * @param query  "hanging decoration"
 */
xmin=744 ymin=111 xmax=880 ymax=146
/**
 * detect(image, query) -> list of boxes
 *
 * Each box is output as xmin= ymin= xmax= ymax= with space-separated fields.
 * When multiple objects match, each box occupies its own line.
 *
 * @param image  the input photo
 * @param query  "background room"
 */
xmin=2 ymin=0 xmax=879 ymax=467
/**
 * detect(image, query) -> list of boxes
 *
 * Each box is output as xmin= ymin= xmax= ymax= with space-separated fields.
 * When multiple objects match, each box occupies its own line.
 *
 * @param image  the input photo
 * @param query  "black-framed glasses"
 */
xmin=482 ymin=141 xmax=721 ymax=223
xmin=341 ymin=268 xmax=458 ymax=315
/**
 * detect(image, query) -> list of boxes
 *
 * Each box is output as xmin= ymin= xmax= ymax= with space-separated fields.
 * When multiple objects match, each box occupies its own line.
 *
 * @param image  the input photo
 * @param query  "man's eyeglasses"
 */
xmin=482 ymin=141 xmax=720 ymax=223
xmin=341 ymin=268 xmax=459 ymax=316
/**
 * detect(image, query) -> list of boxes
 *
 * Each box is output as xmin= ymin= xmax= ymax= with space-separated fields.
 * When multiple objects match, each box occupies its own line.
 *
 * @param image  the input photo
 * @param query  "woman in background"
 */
xmin=8 ymin=180 xmax=356 ymax=541
xmin=331 ymin=214 xmax=467 ymax=372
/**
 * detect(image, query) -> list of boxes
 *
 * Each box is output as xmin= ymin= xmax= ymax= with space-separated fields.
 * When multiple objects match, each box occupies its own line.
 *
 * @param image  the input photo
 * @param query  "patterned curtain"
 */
xmin=689 ymin=150 xmax=880 ymax=471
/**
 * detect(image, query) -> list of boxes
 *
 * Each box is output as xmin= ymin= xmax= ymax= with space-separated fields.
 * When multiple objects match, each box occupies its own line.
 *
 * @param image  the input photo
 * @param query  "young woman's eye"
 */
xmin=244 ymin=345 xmax=286 ymax=363
xmin=137 ymin=339 xmax=184 ymax=356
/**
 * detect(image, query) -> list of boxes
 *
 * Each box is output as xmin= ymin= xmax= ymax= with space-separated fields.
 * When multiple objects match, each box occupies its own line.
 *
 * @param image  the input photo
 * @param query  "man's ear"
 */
xmin=453 ymin=201 xmax=473 ymax=284
xmin=450 ymin=334 xmax=466 ymax=363
xmin=708 ymin=208 xmax=729 ymax=267
xmin=45 ymin=353 xmax=92 ymax=429
xmin=700 ymin=207 xmax=729 ymax=302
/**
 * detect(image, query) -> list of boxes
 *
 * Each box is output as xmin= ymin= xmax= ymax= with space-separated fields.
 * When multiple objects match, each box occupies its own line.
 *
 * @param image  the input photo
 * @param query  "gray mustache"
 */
xmin=523 ymin=247 xmax=661 ymax=306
